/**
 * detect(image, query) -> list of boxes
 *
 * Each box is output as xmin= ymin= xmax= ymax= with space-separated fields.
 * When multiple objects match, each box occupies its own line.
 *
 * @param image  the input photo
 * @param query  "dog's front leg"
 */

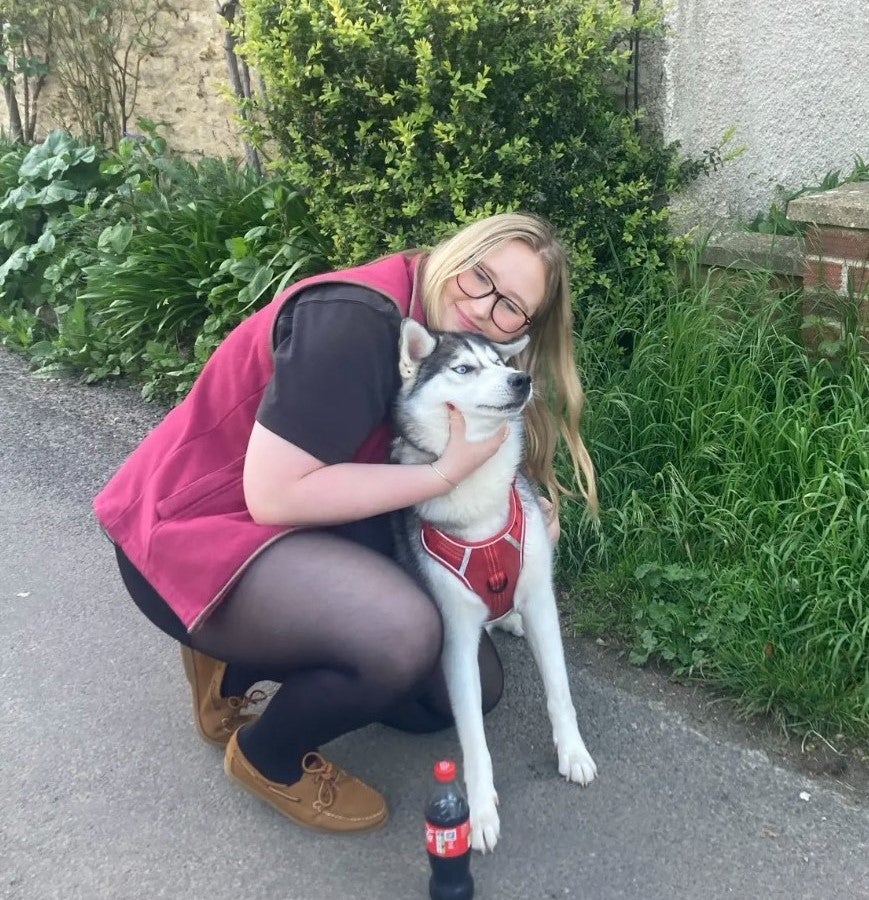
xmin=441 ymin=614 xmax=501 ymax=852
xmin=520 ymin=589 xmax=597 ymax=786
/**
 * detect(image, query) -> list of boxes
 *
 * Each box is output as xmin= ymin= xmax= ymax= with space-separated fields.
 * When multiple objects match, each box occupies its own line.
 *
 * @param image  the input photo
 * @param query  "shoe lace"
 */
xmin=220 ymin=688 xmax=268 ymax=731
xmin=226 ymin=688 xmax=268 ymax=712
xmin=302 ymin=752 xmax=339 ymax=811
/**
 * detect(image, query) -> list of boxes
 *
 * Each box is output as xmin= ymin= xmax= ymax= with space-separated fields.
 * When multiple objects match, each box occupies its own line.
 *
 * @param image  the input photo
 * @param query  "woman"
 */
xmin=95 ymin=212 xmax=597 ymax=834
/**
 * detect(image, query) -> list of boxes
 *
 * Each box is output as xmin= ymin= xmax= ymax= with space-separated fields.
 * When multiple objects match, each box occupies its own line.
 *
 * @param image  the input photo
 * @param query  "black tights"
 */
xmin=115 ymin=521 xmax=504 ymax=783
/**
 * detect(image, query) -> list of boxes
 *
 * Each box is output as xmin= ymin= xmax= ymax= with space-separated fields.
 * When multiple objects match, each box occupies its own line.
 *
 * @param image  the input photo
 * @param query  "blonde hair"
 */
xmin=420 ymin=213 xmax=598 ymax=517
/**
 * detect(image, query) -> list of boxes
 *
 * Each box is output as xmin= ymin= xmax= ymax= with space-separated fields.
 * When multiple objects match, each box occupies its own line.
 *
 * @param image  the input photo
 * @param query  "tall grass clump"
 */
xmin=563 ymin=269 xmax=868 ymax=738
xmin=76 ymin=160 xmax=328 ymax=399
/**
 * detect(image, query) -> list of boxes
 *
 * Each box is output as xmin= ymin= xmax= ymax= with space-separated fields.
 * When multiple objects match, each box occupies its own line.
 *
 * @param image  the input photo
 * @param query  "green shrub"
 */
xmin=0 ymin=130 xmax=107 ymax=352
xmin=0 ymin=130 xmax=102 ymax=314
xmin=239 ymin=0 xmax=683 ymax=321
xmin=75 ymin=171 xmax=328 ymax=399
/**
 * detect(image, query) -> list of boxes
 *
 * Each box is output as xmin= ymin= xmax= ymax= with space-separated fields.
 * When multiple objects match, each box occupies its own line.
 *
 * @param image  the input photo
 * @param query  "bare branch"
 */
xmin=215 ymin=0 xmax=261 ymax=173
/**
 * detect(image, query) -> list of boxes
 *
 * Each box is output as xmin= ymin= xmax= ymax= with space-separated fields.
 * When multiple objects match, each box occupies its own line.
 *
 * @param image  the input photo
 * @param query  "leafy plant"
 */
xmin=0 ymin=130 xmax=104 ymax=320
xmin=52 ymin=158 xmax=326 ymax=399
xmin=0 ymin=128 xmax=329 ymax=400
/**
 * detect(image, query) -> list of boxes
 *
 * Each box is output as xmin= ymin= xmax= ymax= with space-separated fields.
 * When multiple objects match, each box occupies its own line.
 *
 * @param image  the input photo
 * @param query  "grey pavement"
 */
xmin=1 ymin=347 xmax=867 ymax=900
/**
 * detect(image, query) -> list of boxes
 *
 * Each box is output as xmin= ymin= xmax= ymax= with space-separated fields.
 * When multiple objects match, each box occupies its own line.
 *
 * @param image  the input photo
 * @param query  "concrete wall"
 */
xmin=646 ymin=0 xmax=869 ymax=227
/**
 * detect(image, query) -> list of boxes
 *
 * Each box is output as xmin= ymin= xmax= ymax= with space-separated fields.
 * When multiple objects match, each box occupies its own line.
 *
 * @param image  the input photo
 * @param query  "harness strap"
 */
xmin=420 ymin=484 xmax=525 ymax=622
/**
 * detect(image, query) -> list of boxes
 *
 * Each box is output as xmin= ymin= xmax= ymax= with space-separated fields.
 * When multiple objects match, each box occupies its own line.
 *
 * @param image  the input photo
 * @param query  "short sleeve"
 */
xmin=256 ymin=285 xmax=402 ymax=464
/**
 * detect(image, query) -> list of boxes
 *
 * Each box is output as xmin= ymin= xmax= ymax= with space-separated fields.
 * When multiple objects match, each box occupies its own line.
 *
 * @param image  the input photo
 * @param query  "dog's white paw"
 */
xmin=469 ymin=796 xmax=500 ymax=853
xmin=555 ymin=737 xmax=597 ymax=786
xmin=487 ymin=610 xmax=525 ymax=638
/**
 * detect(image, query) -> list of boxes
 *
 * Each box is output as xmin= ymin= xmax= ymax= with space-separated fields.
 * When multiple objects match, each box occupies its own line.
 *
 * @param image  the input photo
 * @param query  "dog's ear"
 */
xmin=398 ymin=319 xmax=437 ymax=379
xmin=493 ymin=334 xmax=530 ymax=362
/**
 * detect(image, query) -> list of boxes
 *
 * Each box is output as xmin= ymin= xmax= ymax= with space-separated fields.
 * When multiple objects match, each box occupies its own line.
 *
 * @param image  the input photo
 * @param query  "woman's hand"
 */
xmin=433 ymin=406 xmax=508 ymax=489
xmin=537 ymin=495 xmax=560 ymax=546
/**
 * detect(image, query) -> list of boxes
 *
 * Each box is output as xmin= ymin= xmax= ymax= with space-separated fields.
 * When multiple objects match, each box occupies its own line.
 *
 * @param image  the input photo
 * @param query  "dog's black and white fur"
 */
xmin=391 ymin=320 xmax=596 ymax=853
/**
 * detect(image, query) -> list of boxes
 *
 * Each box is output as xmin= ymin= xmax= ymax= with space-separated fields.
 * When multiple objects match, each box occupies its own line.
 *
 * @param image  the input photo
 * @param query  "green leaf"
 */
xmin=97 ymin=223 xmax=134 ymax=254
xmin=227 ymin=256 xmax=260 ymax=281
xmin=225 ymin=236 xmax=250 ymax=259
xmin=0 ymin=246 xmax=30 ymax=283
xmin=33 ymin=181 xmax=81 ymax=205
xmin=244 ymin=266 xmax=274 ymax=305
xmin=0 ymin=219 xmax=20 ymax=248
xmin=35 ymin=230 xmax=56 ymax=253
xmin=2 ymin=182 xmax=37 ymax=210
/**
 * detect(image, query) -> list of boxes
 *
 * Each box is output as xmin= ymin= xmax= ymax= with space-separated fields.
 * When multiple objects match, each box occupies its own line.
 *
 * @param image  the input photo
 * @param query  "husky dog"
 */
xmin=391 ymin=320 xmax=597 ymax=853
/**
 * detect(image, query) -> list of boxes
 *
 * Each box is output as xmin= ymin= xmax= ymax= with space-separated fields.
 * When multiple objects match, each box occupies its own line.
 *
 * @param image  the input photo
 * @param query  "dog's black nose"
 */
xmin=508 ymin=372 xmax=531 ymax=393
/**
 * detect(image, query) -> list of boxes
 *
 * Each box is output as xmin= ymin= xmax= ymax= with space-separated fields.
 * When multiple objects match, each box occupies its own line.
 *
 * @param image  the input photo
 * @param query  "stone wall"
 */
xmin=789 ymin=183 xmax=869 ymax=299
xmin=787 ymin=182 xmax=869 ymax=354
xmin=2 ymin=4 xmax=242 ymax=160
xmin=131 ymin=5 xmax=242 ymax=159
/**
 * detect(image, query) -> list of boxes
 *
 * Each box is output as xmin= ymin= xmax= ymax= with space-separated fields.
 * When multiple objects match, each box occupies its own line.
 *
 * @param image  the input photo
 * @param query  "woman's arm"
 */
xmin=243 ymin=409 xmax=507 ymax=527
xmin=537 ymin=495 xmax=561 ymax=546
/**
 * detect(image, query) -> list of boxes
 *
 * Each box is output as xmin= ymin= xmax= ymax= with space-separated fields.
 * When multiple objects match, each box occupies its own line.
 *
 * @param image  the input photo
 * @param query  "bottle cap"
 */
xmin=433 ymin=760 xmax=457 ymax=782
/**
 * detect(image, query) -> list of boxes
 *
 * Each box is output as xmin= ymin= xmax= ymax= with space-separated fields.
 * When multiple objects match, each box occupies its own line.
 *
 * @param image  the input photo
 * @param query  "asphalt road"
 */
xmin=1 ymin=347 xmax=867 ymax=900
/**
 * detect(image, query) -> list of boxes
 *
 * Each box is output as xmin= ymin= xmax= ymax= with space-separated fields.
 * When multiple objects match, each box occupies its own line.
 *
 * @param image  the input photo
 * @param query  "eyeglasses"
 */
xmin=455 ymin=266 xmax=533 ymax=334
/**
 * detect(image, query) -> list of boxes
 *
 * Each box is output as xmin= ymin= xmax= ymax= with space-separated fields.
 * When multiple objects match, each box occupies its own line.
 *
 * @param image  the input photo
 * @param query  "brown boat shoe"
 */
xmin=180 ymin=646 xmax=267 ymax=747
xmin=224 ymin=730 xmax=389 ymax=833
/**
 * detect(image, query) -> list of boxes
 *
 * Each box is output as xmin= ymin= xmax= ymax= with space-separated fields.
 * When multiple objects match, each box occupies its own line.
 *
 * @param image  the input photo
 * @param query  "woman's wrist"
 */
xmin=426 ymin=461 xmax=456 ymax=496
xmin=429 ymin=461 xmax=457 ymax=489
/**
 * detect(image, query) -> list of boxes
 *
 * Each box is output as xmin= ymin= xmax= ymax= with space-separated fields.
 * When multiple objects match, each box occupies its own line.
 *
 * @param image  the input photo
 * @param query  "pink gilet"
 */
xmin=94 ymin=253 xmax=425 ymax=631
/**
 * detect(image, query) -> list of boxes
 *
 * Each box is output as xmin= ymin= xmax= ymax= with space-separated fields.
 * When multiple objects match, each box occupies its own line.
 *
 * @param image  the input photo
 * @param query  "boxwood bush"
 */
xmin=239 ymin=0 xmax=683 ymax=323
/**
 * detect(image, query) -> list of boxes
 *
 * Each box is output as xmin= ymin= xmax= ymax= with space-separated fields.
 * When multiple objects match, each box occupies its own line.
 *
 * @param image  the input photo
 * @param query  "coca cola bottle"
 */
xmin=424 ymin=760 xmax=474 ymax=900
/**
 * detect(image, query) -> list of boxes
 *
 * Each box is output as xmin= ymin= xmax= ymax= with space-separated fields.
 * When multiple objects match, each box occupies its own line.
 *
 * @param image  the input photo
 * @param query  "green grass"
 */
xmin=560 ymin=267 xmax=868 ymax=739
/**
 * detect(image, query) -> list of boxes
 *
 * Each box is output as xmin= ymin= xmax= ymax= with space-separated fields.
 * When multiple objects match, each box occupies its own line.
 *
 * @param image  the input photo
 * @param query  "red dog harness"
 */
xmin=420 ymin=484 xmax=526 ymax=623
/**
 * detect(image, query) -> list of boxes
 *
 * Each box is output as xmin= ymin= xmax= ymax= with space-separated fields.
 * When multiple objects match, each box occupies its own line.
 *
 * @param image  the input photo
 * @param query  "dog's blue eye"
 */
xmin=452 ymin=364 xmax=475 ymax=375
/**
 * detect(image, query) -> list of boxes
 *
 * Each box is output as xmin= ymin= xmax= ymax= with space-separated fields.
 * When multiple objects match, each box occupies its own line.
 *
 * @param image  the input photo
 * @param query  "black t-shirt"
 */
xmin=255 ymin=283 xmax=403 ymax=464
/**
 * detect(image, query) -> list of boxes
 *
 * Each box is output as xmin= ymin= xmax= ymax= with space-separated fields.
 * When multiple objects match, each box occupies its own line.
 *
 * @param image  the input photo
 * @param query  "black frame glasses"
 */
xmin=455 ymin=267 xmax=533 ymax=334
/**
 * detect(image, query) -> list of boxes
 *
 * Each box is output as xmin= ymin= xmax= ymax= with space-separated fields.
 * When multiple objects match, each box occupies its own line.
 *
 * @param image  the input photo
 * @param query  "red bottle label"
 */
xmin=425 ymin=819 xmax=471 ymax=857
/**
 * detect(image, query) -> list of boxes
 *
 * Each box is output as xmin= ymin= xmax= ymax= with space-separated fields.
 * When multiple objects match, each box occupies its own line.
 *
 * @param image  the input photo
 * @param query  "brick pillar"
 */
xmin=787 ymin=181 xmax=869 ymax=354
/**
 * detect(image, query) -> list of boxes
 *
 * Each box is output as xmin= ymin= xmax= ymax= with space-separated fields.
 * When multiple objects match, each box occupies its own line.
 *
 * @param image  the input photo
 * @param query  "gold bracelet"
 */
xmin=429 ymin=462 xmax=457 ymax=488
